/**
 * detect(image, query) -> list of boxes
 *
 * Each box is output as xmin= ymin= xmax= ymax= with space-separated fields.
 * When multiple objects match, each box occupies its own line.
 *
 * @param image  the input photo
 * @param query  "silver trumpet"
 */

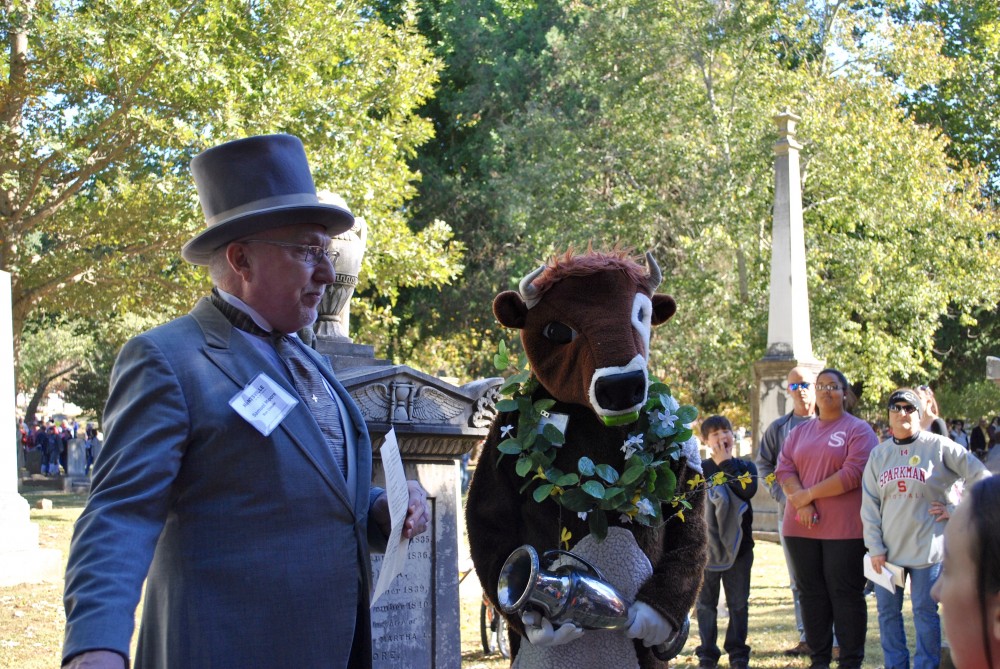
xmin=497 ymin=544 xmax=689 ymax=661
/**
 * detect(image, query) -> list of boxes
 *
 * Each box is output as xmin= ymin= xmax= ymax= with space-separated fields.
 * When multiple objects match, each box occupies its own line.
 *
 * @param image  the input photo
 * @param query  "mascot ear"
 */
xmin=650 ymin=294 xmax=677 ymax=326
xmin=493 ymin=291 xmax=529 ymax=329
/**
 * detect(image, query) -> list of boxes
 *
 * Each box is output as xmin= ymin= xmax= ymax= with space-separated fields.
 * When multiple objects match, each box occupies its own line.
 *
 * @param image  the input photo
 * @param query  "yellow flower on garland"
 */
xmin=560 ymin=527 xmax=572 ymax=550
xmin=765 ymin=473 xmax=777 ymax=487
xmin=711 ymin=471 xmax=727 ymax=486
xmin=737 ymin=472 xmax=753 ymax=489
xmin=670 ymin=500 xmax=686 ymax=523
xmin=687 ymin=474 xmax=705 ymax=489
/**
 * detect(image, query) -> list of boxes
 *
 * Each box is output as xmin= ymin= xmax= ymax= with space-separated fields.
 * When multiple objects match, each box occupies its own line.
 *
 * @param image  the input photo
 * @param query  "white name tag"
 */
xmin=538 ymin=412 xmax=569 ymax=441
xmin=229 ymin=372 xmax=298 ymax=436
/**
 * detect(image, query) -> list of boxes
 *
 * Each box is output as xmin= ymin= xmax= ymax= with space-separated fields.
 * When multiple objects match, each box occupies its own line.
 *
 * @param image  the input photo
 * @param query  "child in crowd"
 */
xmin=695 ymin=415 xmax=758 ymax=669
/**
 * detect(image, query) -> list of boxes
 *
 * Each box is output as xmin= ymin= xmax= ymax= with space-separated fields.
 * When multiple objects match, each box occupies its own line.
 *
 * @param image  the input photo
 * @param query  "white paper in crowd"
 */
xmin=863 ymin=553 xmax=904 ymax=594
xmin=370 ymin=429 xmax=411 ymax=608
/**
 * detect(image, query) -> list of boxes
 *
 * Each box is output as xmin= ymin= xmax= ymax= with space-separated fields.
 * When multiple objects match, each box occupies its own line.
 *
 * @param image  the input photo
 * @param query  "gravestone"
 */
xmin=337 ymin=364 xmax=500 ymax=669
xmin=24 ymin=447 xmax=41 ymax=475
xmin=64 ymin=438 xmax=90 ymax=492
xmin=0 ymin=270 xmax=62 ymax=586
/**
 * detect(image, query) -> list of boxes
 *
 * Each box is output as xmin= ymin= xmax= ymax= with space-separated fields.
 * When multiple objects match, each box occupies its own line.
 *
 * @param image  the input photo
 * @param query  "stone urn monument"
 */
xmin=302 ymin=197 xmax=502 ymax=668
xmin=315 ymin=190 xmax=367 ymax=343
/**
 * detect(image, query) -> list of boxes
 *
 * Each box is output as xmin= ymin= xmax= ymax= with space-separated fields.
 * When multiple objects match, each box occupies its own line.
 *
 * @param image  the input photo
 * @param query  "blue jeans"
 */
xmin=874 ymin=563 xmax=941 ymax=669
xmin=696 ymin=548 xmax=753 ymax=666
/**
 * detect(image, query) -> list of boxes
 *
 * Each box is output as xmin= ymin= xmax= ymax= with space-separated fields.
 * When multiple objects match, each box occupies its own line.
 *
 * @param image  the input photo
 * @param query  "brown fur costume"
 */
xmin=466 ymin=250 xmax=708 ymax=669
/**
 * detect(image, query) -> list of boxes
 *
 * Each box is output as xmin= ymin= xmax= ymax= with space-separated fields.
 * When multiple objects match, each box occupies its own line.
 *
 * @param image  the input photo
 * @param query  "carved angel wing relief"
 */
xmin=410 ymin=386 xmax=466 ymax=423
xmin=352 ymin=383 xmax=391 ymax=421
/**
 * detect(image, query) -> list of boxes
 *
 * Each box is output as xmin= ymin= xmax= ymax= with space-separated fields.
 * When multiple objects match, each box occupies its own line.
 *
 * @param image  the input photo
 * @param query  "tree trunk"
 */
xmin=22 ymin=362 xmax=79 ymax=422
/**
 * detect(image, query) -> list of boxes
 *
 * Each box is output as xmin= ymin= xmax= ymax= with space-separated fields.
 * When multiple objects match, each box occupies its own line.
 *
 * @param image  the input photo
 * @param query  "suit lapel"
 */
xmin=189 ymin=299 xmax=355 ymax=513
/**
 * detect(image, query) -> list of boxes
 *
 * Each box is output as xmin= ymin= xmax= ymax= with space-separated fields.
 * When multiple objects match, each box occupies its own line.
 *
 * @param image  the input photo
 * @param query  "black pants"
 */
xmin=785 ymin=537 xmax=867 ymax=669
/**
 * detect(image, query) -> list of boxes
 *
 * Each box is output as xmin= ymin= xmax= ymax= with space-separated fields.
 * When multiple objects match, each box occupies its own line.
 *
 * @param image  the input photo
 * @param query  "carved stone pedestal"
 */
xmin=337 ymin=361 xmax=501 ymax=669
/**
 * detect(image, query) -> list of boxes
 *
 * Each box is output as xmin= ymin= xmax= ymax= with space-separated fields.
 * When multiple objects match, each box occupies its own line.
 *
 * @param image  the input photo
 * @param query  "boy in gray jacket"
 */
xmin=696 ymin=415 xmax=757 ymax=669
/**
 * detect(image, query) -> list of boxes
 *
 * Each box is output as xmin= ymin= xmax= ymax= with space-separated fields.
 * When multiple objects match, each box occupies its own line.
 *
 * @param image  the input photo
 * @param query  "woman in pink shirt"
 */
xmin=776 ymin=368 xmax=878 ymax=669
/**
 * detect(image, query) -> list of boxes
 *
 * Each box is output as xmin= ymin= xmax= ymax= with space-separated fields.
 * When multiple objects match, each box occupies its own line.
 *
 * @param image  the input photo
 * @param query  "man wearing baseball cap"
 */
xmin=861 ymin=388 xmax=990 ymax=669
xmin=62 ymin=135 xmax=429 ymax=669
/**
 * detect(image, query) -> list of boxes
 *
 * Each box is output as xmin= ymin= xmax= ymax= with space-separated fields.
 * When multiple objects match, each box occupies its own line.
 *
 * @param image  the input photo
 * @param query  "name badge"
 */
xmin=229 ymin=372 xmax=298 ymax=436
xmin=538 ymin=412 xmax=569 ymax=442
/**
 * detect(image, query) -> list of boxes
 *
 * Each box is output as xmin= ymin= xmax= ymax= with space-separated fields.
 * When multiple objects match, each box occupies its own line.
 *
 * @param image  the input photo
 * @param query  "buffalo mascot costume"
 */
xmin=466 ymin=248 xmax=708 ymax=669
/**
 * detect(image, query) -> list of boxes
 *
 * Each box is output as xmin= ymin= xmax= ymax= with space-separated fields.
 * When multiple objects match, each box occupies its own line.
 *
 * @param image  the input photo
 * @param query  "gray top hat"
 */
xmin=182 ymin=134 xmax=354 ymax=265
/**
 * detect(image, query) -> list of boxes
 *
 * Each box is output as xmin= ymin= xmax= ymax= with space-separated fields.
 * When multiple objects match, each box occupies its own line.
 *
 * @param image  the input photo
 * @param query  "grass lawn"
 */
xmin=3 ymin=490 xmax=939 ymax=669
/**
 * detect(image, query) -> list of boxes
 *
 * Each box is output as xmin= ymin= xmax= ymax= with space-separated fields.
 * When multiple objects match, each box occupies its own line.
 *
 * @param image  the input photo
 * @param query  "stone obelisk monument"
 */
xmin=0 ymin=270 xmax=61 ymax=585
xmin=751 ymin=111 xmax=824 ymax=534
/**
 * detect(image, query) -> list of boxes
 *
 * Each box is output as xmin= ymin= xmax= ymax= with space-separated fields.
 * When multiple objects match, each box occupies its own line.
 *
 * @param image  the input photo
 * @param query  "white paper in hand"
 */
xmin=863 ymin=553 xmax=905 ymax=594
xmin=370 ymin=429 xmax=410 ymax=608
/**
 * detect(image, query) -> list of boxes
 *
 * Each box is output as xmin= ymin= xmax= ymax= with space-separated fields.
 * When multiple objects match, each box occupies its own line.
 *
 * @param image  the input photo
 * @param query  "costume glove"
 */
xmin=625 ymin=601 xmax=673 ymax=647
xmin=521 ymin=610 xmax=584 ymax=647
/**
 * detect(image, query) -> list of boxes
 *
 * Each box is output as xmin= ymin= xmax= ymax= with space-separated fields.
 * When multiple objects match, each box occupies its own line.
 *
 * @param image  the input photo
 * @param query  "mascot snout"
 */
xmin=594 ymin=370 xmax=647 ymax=411
xmin=589 ymin=355 xmax=651 ymax=425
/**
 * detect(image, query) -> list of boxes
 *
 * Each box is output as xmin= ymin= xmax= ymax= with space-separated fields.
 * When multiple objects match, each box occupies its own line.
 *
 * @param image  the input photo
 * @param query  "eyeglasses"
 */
xmin=788 ymin=382 xmax=811 ymax=391
xmin=241 ymin=240 xmax=339 ymax=266
xmin=815 ymin=383 xmax=842 ymax=392
xmin=889 ymin=404 xmax=918 ymax=415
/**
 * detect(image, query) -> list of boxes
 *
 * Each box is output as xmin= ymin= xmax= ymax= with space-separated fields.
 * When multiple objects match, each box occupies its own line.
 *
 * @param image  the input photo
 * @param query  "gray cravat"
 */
xmin=210 ymin=291 xmax=347 ymax=477
xmin=271 ymin=334 xmax=348 ymax=478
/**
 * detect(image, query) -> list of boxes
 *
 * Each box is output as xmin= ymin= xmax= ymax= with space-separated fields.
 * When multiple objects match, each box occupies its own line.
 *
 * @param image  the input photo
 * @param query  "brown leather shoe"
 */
xmin=784 ymin=641 xmax=812 ymax=656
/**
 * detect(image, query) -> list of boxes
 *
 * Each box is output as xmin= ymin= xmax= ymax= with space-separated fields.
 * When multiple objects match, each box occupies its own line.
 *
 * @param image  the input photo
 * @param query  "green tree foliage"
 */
xmin=403 ymin=0 xmax=1000 ymax=412
xmin=382 ymin=0 xmax=567 ymax=377
xmin=16 ymin=317 xmax=96 ymax=422
xmin=898 ymin=0 xmax=1000 ymax=199
xmin=1 ymin=0 xmax=462 ymax=366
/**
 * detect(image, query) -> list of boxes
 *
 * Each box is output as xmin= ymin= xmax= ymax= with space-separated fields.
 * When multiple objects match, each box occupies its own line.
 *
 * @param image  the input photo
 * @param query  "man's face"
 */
xmin=888 ymin=400 xmax=920 ymax=439
xmin=232 ymin=223 xmax=334 ymax=334
xmin=785 ymin=368 xmax=816 ymax=414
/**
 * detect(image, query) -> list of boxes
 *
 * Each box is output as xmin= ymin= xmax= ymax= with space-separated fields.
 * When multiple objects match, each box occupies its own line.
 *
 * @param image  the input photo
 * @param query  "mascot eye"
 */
xmin=542 ymin=322 xmax=577 ymax=344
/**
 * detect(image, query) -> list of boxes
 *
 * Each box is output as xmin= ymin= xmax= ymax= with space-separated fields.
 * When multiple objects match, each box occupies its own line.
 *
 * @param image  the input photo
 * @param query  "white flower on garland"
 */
xmin=500 ymin=424 xmax=514 ymax=438
xmin=577 ymin=511 xmax=589 ymax=521
xmin=619 ymin=513 xmax=633 ymax=524
xmin=622 ymin=433 xmax=644 ymax=459
xmin=653 ymin=411 xmax=677 ymax=433
xmin=635 ymin=498 xmax=655 ymax=517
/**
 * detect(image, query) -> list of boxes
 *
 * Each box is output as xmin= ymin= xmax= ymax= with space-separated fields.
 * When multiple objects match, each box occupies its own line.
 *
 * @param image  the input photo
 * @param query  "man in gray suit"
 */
xmin=62 ymin=134 xmax=429 ymax=669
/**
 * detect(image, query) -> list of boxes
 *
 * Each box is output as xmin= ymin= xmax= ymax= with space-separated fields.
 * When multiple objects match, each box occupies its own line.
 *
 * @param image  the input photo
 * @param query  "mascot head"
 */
xmin=493 ymin=249 xmax=676 ymax=426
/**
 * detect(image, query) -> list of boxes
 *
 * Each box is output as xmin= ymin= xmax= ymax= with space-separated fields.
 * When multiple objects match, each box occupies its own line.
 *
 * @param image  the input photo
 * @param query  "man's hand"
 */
xmin=373 ymin=480 xmax=430 ymax=539
xmin=869 ymin=553 xmax=887 ymax=574
xmin=521 ymin=611 xmax=584 ymax=647
xmin=63 ymin=651 xmax=127 ymax=669
xmin=401 ymin=480 xmax=430 ymax=539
